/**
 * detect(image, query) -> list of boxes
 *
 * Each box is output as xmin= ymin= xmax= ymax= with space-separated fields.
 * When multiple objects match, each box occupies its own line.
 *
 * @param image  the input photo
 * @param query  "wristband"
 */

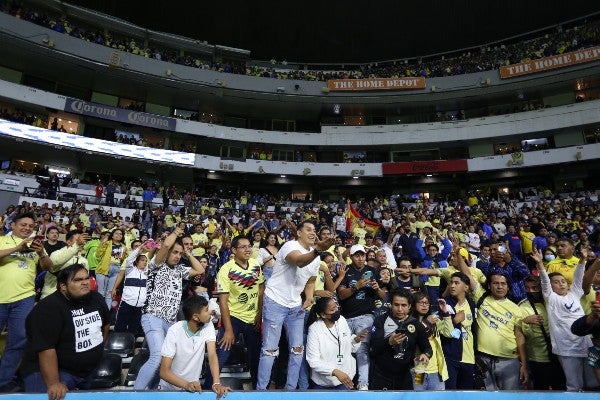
xmin=212 ymin=382 xmax=221 ymax=389
xmin=313 ymin=248 xmax=321 ymax=258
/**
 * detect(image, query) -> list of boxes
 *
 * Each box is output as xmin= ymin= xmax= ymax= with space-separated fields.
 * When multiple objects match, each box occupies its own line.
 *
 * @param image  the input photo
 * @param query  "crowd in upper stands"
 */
xmin=2 ymin=0 xmax=600 ymax=82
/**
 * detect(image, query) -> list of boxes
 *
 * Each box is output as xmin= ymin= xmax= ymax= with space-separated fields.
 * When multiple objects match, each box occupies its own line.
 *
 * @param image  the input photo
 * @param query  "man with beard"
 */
xmin=518 ymin=275 xmax=566 ymax=390
xmin=20 ymin=264 xmax=109 ymax=398
xmin=256 ymin=220 xmax=334 ymax=390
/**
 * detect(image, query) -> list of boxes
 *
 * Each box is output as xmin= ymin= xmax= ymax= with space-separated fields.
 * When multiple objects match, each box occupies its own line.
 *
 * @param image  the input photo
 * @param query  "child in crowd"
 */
xmin=112 ymin=241 xmax=155 ymax=335
xmin=159 ymin=296 xmax=231 ymax=398
xmin=531 ymin=249 xmax=599 ymax=391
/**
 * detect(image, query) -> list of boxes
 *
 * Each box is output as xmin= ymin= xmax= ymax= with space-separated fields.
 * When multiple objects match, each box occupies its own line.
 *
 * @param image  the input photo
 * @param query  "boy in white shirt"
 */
xmin=159 ymin=296 xmax=230 ymax=398
xmin=531 ymin=249 xmax=597 ymax=391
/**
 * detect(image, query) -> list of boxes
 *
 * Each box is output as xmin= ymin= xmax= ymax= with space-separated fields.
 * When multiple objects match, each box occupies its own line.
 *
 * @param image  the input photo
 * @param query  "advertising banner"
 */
xmin=327 ymin=77 xmax=426 ymax=91
xmin=382 ymin=160 xmax=468 ymax=175
xmin=499 ymin=46 xmax=600 ymax=79
xmin=64 ymin=98 xmax=177 ymax=131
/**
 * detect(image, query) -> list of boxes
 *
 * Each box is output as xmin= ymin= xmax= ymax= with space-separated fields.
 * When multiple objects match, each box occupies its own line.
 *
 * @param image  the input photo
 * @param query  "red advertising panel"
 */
xmin=382 ymin=160 xmax=468 ymax=175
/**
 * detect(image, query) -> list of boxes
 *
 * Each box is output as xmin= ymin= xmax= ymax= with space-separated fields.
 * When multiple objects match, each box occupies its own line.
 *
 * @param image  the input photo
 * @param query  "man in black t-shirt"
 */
xmin=21 ymin=264 xmax=109 ymax=399
xmin=44 ymin=226 xmax=66 ymax=256
xmin=337 ymin=244 xmax=386 ymax=391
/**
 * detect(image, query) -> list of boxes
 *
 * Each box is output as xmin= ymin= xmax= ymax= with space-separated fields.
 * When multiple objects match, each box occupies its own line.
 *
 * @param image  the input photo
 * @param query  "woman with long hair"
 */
xmin=305 ymin=297 xmax=366 ymax=390
xmin=250 ymin=230 xmax=264 ymax=260
xmin=410 ymin=292 xmax=450 ymax=391
xmin=257 ymin=232 xmax=279 ymax=280
xmin=95 ymin=228 xmax=128 ymax=308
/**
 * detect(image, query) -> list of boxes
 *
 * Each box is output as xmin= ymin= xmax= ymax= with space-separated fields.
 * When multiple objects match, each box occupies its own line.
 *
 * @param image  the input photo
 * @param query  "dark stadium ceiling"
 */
xmin=66 ymin=0 xmax=600 ymax=64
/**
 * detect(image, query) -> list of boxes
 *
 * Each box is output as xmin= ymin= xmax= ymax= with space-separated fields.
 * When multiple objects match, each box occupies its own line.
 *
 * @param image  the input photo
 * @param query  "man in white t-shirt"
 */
xmin=332 ymin=208 xmax=347 ymax=240
xmin=256 ymin=220 xmax=334 ymax=390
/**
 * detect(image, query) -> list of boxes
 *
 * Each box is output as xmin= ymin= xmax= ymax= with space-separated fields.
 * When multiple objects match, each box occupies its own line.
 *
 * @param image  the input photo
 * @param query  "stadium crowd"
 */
xmin=2 ymin=0 xmax=600 ymax=82
xmin=0 ymin=184 xmax=599 ymax=396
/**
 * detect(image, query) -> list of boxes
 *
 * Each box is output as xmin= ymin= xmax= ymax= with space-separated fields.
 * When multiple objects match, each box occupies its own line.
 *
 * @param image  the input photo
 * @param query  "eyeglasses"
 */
xmin=235 ymin=245 xmax=252 ymax=250
xmin=416 ymin=301 xmax=430 ymax=306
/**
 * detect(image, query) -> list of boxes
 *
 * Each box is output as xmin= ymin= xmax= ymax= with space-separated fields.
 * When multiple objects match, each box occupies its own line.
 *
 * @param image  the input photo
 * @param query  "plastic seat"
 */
xmin=87 ymin=354 xmax=122 ymax=388
xmin=104 ymin=332 xmax=136 ymax=358
xmin=124 ymin=349 xmax=150 ymax=386
xmin=219 ymin=376 xmax=247 ymax=390
xmin=221 ymin=335 xmax=248 ymax=372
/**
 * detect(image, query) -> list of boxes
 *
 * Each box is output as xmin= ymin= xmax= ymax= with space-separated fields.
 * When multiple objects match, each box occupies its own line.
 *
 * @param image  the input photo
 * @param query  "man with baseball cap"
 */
xmin=337 ymin=244 xmax=387 ymax=390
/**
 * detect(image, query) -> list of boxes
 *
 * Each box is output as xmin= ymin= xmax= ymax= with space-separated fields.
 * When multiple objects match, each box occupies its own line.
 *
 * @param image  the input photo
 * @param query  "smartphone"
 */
xmin=358 ymin=328 xmax=370 ymax=337
xmin=363 ymin=270 xmax=373 ymax=280
xmin=395 ymin=326 xmax=407 ymax=335
xmin=497 ymin=245 xmax=507 ymax=254
xmin=596 ymin=290 xmax=600 ymax=303
xmin=34 ymin=235 xmax=45 ymax=242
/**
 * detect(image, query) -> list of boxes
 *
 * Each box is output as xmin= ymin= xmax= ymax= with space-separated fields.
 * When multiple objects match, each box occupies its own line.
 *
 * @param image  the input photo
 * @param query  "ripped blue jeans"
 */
xmin=256 ymin=295 xmax=306 ymax=390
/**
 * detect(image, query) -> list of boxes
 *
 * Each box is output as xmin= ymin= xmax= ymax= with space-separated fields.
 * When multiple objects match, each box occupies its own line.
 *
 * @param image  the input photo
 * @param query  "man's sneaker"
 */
xmin=0 ymin=381 xmax=22 ymax=393
xmin=357 ymin=384 xmax=368 ymax=391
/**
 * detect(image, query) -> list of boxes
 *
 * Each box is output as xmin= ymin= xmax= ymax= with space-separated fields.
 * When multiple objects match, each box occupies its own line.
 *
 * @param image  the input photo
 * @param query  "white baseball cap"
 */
xmin=350 ymin=244 xmax=366 ymax=255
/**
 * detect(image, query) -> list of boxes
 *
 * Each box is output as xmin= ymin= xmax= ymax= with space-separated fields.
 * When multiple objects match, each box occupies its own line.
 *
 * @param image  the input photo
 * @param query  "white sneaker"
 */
xmin=357 ymin=384 xmax=368 ymax=391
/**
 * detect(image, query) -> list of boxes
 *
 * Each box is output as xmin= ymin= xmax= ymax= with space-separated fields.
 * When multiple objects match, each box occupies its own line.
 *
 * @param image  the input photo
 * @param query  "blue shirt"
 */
xmin=478 ymin=259 xmax=529 ymax=303
xmin=503 ymin=233 xmax=522 ymax=255
xmin=532 ymin=236 xmax=547 ymax=251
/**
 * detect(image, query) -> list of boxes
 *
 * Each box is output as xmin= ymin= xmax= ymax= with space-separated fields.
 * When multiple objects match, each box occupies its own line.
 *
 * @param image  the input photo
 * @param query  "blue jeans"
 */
xmin=558 ymin=355 xmax=599 ymax=391
xmin=345 ymin=314 xmax=374 ymax=387
xmin=262 ymin=267 xmax=273 ymax=281
xmin=425 ymin=285 xmax=440 ymax=310
xmin=0 ymin=296 xmax=35 ymax=387
xmin=411 ymin=370 xmax=446 ymax=391
xmin=114 ymin=301 xmax=143 ymax=336
xmin=311 ymin=382 xmax=349 ymax=390
xmin=256 ymin=296 xmax=306 ymax=390
xmin=24 ymin=370 xmax=92 ymax=392
xmin=297 ymin=312 xmax=310 ymax=389
xmin=142 ymin=220 xmax=153 ymax=235
xmin=445 ymin=359 xmax=475 ymax=389
xmin=133 ymin=314 xmax=172 ymax=390
xmin=96 ymin=264 xmax=121 ymax=309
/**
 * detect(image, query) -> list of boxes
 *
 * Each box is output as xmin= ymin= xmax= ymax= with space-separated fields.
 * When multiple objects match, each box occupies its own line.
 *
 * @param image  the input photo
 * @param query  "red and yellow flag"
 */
xmin=346 ymin=203 xmax=381 ymax=237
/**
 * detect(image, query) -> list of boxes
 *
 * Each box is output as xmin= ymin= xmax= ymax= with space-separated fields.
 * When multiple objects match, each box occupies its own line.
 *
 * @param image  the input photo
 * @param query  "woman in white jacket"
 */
xmin=306 ymin=297 xmax=366 ymax=390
